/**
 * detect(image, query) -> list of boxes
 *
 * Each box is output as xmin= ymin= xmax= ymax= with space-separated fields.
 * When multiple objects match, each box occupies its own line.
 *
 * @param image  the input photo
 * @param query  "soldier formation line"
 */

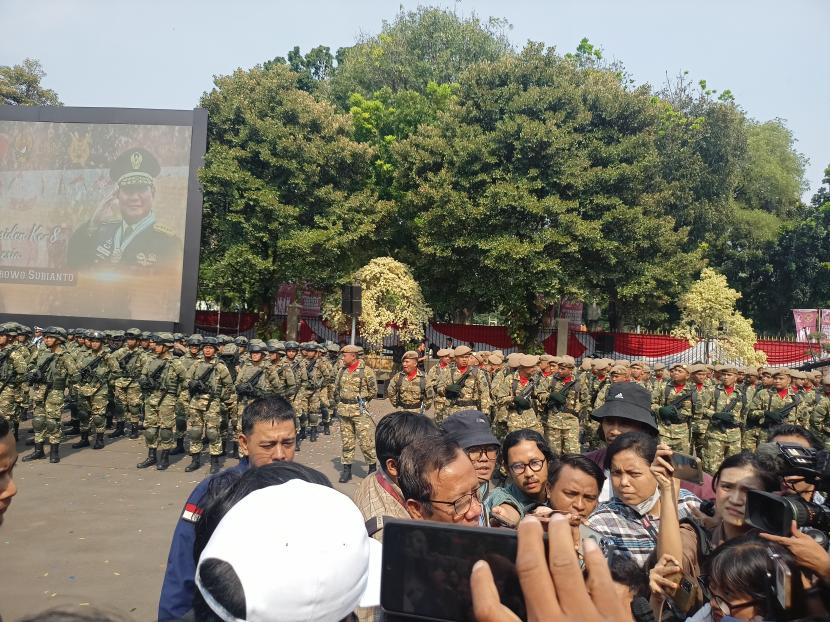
xmin=1 ymin=325 xmax=828 ymax=481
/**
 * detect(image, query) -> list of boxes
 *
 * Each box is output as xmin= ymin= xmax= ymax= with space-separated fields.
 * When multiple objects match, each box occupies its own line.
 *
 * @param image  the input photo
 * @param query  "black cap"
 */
xmin=441 ymin=410 xmax=500 ymax=449
xmin=590 ymin=382 xmax=657 ymax=432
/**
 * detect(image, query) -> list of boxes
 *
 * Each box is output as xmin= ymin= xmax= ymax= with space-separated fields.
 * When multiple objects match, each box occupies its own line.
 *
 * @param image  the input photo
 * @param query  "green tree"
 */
xmin=0 ymin=58 xmax=61 ymax=106
xmin=736 ymin=119 xmax=807 ymax=217
xmin=264 ymin=45 xmax=335 ymax=93
xmin=197 ymin=63 xmax=388 ymax=322
xmin=330 ymin=7 xmax=512 ymax=106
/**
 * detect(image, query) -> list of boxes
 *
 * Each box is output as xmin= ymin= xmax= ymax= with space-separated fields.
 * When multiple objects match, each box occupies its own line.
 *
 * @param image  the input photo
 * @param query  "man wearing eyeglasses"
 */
xmin=398 ymin=434 xmax=483 ymax=526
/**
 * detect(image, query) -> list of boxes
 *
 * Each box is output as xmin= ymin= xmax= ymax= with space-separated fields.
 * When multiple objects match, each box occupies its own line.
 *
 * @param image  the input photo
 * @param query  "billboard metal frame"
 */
xmin=0 ymin=105 xmax=207 ymax=332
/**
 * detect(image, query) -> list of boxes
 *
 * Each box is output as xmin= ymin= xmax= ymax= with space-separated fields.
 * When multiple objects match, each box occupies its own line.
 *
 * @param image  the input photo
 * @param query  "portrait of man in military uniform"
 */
xmin=67 ymin=147 xmax=181 ymax=269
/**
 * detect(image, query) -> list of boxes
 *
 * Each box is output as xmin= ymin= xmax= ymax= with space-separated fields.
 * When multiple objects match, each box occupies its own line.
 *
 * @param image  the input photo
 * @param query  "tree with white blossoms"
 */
xmin=322 ymin=257 xmax=432 ymax=348
xmin=672 ymin=268 xmax=767 ymax=365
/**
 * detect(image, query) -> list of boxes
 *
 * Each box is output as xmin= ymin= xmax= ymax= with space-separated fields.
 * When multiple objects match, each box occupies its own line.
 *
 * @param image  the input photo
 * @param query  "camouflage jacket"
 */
xmin=139 ymin=354 xmax=187 ymax=398
xmin=437 ymin=365 xmax=491 ymax=412
xmin=266 ymin=360 xmax=297 ymax=398
xmin=0 ymin=343 xmax=29 ymax=389
xmin=182 ymin=357 xmax=236 ymax=411
xmin=334 ymin=361 xmax=377 ymax=403
xmin=748 ymin=388 xmax=801 ymax=427
xmin=387 ymin=369 xmax=432 ymax=410
xmin=76 ymin=350 xmax=121 ymax=396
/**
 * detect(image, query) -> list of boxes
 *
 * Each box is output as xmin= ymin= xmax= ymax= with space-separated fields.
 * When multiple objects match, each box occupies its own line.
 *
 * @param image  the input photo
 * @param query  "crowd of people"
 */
xmin=2 ymin=324 xmax=830 ymax=622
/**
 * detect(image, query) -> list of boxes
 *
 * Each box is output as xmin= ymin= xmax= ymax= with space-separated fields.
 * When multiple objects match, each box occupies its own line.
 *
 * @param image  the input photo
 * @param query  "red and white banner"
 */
xmin=793 ymin=309 xmax=818 ymax=341
xmin=820 ymin=309 xmax=830 ymax=340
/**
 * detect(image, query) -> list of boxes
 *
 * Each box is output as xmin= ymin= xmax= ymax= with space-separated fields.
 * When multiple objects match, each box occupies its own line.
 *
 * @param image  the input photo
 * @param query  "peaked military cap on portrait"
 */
xmin=110 ymin=147 xmax=161 ymax=188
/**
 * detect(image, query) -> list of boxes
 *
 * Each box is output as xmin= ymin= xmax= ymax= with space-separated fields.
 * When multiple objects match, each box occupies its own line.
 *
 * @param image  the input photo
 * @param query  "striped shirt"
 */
xmin=585 ymin=488 xmax=701 ymax=567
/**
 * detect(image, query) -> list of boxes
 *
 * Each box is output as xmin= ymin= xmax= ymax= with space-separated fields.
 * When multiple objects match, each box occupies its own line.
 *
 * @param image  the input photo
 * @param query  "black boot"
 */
xmin=105 ymin=414 xmax=114 ymax=429
xmin=93 ymin=433 xmax=105 ymax=450
xmin=128 ymin=423 xmax=140 ymax=439
xmin=338 ymin=464 xmax=352 ymax=483
xmin=109 ymin=421 xmax=125 ymax=438
xmin=25 ymin=437 xmax=35 ymax=446
xmin=368 ymin=463 xmax=377 ymax=474
xmin=12 ymin=422 xmax=19 ymax=441
xmin=224 ymin=438 xmax=236 ymax=458
xmin=184 ymin=453 xmax=201 ymax=472
xmin=49 ymin=443 xmax=60 ymax=464
xmin=309 ymin=425 xmax=318 ymax=442
xmin=298 ymin=426 xmax=307 ymax=441
xmin=137 ymin=448 xmax=157 ymax=469
xmin=64 ymin=419 xmax=80 ymax=437
xmin=72 ymin=432 xmax=90 ymax=449
xmin=23 ymin=442 xmax=45 ymax=461
xmin=295 ymin=435 xmax=302 ymax=452
xmin=170 ymin=437 xmax=185 ymax=456
xmin=209 ymin=455 xmax=221 ymax=475
xmin=323 ymin=421 xmax=331 ymax=435
xmin=156 ymin=449 xmax=170 ymax=471
xmin=231 ymin=441 xmax=239 ymax=459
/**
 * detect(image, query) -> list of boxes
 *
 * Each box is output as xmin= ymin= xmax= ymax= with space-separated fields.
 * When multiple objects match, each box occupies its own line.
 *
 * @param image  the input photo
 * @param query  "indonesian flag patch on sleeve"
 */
xmin=182 ymin=503 xmax=203 ymax=523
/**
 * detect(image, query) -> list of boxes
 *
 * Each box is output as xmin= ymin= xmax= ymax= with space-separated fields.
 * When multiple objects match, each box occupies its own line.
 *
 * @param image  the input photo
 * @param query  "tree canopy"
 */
xmin=0 ymin=58 xmax=61 ymax=106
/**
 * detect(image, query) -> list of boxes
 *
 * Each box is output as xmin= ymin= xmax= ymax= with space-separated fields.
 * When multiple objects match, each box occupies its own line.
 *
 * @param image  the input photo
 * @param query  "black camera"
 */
xmin=745 ymin=443 xmax=830 ymax=536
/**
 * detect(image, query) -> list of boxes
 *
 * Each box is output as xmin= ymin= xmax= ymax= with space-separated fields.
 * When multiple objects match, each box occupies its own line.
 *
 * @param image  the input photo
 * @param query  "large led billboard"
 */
xmin=0 ymin=106 xmax=206 ymax=331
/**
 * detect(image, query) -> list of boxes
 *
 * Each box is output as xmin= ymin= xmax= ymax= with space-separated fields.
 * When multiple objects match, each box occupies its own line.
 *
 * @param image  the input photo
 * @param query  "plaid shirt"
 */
xmin=585 ymin=488 xmax=701 ymax=567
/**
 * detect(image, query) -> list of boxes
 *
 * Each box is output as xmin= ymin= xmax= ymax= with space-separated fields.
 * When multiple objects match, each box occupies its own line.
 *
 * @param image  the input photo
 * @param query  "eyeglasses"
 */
xmin=428 ymin=488 xmax=483 ymax=517
xmin=466 ymin=446 xmax=498 ymax=460
xmin=508 ymin=458 xmax=546 ymax=476
xmin=698 ymin=576 xmax=759 ymax=616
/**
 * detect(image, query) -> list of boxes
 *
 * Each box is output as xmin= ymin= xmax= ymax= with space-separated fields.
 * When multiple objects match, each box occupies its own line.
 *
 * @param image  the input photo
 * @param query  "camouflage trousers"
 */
xmin=507 ymin=409 xmax=542 ymax=435
xmin=583 ymin=418 xmax=602 ymax=450
xmin=691 ymin=419 xmax=710 ymax=457
xmin=114 ymin=382 xmax=143 ymax=424
xmin=144 ymin=393 xmax=177 ymax=451
xmin=295 ymin=390 xmax=322 ymax=428
xmin=186 ymin=396 xmax=224 ymax=457
xmin=80 ymin=389 xmax=110 ymax=434
xmin=702 ymin=425 xmax=742 ymax=473
xmin=658 ymin=421 xmax=691 ymax=454
xmin=32 ymin=388 xmax=65 ymax=445
xmin=492 ymin=408 xmax=509 ymax=443
xmin=544 ymin=414 xmax=581 ymax=455
xmin=338 ymin=403 xmax=376 ymax=466
xmin=16 ymin=381 xmax=31 ymax=415
xmin=741 ymin=425 xmax=765 ymax=452
xmin=0 ymin=386 xmax=18 ymax=425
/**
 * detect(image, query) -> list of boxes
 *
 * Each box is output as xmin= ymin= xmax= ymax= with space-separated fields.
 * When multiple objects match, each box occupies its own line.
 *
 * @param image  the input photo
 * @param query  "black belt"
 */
xmin=399 ymin=402 xmax=422 ymax=409
xmin=455 ymin=399 xmax=477 ymax=407
xmin=339 ymin=398 xmax=364 ymax=404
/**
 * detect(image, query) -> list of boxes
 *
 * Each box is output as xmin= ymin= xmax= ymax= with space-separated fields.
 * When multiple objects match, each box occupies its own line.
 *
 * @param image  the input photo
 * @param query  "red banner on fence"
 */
xmin=793 ymin=309 xmax=818 ymax=341
xmin=611 ymin=332 xmax=691 ymax=358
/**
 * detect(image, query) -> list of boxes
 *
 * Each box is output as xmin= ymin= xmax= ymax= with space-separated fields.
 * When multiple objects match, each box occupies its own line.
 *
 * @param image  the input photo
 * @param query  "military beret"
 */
xmin=630 ymin=361 xmax=645 ymax=370
xmin=202 ymin=336 xmax=218 ymax=346
xmin=488 ymin=354 xmax=504 ymax=365
xmin=653 ymin=363 xmax=666 ymax=371
xmin=518 ymin=354 xmax=539 ymax=368
xmin=401 ymin=350 xmax=419 ymax=361
xmin=688 ymin=364 xmax=707 ymax=373
xmin=617 ymin=359 xmax=631 ymax=367
xmin=789 ymin=369 xmax=805 ymax=379
xmin=772 ymin=368 xmax=791 ymax=377
xmin=341 ymin=344 xmax=360 ymax=354
xmin=821 ymin=375 xmax=830 ymax=386
xmin=720 ymin=365 xmax=739 ymax=374
xmin=507 ymin=352 xmax=523 ymax=368
xmin=436 ymin=348 xmax=452 ymax=357
xmin=155 ymin=332 xmax=175 ymax=345
xmin=110 ymin=147 xmax=160 ymax=187
xmin=284 ymin=341 xmax=299 ymax=350
xmin=550 ymin=356 xmax=563 ymax=365
xmin=491 ymin=350 xmax=504 ymax=358
xmin=559 ymin=355 xmax=576 ymax=367
xmin=669 ymin=362 xmax=688 ymax=371
xmin=539 ymin=354 xmax=555 ymax=363
xmin=610 ymin=364 xmax=629 ymax=375
xmin=743 ymin=366 xmax=758 ymax=376
xmin=453 ymin=345 xmax=472 ymax=357
xmin=759 ymin=367 xmax=773 ymax=375
xmin=580 ymin=358 xmax=593 ymax=371
xmin=593 ymin=359 xmax=611 ymax=371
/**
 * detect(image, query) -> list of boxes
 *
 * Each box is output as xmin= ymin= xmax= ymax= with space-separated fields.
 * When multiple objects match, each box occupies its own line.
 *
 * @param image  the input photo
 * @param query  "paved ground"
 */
xmin=1 ymin=401 xmax=396 ymax=622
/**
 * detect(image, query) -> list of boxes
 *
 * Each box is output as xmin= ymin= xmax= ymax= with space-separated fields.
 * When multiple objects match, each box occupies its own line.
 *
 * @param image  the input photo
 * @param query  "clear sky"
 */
xmin=2 ymin=0 xmax=828 ymax=199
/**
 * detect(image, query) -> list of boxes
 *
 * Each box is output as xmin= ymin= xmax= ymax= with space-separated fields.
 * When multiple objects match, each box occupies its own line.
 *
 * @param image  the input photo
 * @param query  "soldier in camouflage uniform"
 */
xmin=745 ymin=369 xmax=801 ymax=452
xmin=265 ymin=341 xmax=297 ymax=400
xmin=794 ymin=371 xmax=816 ymax=428
xmin=284 ymin=341 xmax=308 ymax=444
xmin=14 ymin=326 xmax=34 ymax=430
xmin=294 ymin=342 xmax=327 ymax=443
xmin=317 ymin=343 xmax=337 ymax=434
xmin=333 ymin=344 xmax=377 ymax=483
xmin=542 ymin=355 xmax=585 ymax=454
xmin=171 ymin=334 xmax=203 ymax=455
xmin=810 ymin=375 xmax=830 ymax=449
xmin=652 ymin=362 xmax=695 ymax=453
xmin=112 ymin=328 xmax=147 ymax=440
xmin=743 ymin=367 xmax=760 ymax=407
xmin=688 ymin=364 xmax=715 ymax=457
xmin=181 ymin=336 xmax=237 ymax=474
xmin=490 ymin=353 xmax=522 ymax=441
xmin=426 ymin=348 xmax=452 ymax=424
xmin=73 ymin=330 xmax=121 ymax=451
xmin=231 ymin=340 xmax=273 ymax=458
xmin=494 ymin=354 xmax=543 ymax=435
xmin=0 ymin=324 xmax=29 ymax=441
xmin=387 ymin=350 xmax=433 ymax=414
xmin=137 ymin=333 xmax=188 ymax=470
xmin=437 ymin=346 xmax=491 ymax=421
xmin=701 ymin=365 xmax=746 ymax=472
xmin=23 ymin=327 xmax=78 ymax=464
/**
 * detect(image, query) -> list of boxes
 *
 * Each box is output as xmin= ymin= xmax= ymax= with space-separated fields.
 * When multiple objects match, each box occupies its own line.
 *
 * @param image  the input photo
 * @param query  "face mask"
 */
xmin=630 ymin=486 xmax=661 ymax=515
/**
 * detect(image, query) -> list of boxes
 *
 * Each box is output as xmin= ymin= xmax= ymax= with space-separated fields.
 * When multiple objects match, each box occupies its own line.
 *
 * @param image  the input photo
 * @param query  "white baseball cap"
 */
xmin=195 ymin=480 xmax=382 ymax=622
